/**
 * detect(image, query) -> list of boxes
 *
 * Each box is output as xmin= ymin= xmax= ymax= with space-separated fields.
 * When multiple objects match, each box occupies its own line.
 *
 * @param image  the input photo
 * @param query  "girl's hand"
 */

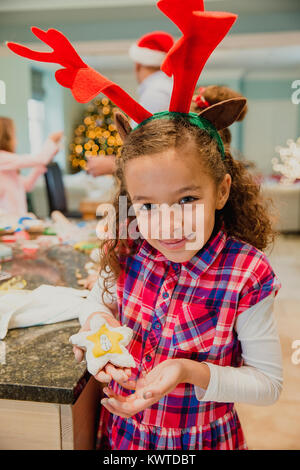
xmin=77 ymin=273 xmax=98 ymax=290
xmin=101 ymin=359 xmax=186 ymax=418
xmin=86 ymin=155 xmax=116 ymax=177
xmin=49 ymin=131 xmax=63 ymax=144
xmin=72 ymin=311 xmax=132 ymax=384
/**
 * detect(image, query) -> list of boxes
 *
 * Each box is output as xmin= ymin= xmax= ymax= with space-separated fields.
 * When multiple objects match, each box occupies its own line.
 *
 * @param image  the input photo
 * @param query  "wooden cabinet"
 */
xmin=0 ymin=376 xmax=102 ymax=450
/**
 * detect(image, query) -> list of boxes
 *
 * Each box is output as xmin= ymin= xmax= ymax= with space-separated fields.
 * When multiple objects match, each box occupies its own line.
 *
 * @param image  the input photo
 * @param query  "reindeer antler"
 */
xmin=6 ymin=1 xmax=238 ymax=124
xmin=7 ymin=27 xmax=86 ymax=68
xmin=157 ymin=0 xmax=237 ymax=113
xmin=6 ymin=27 xmax=151 ymax=124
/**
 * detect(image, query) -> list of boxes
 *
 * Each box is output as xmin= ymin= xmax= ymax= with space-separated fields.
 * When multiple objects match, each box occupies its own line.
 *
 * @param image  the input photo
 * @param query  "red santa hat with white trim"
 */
xmin=129 ymin=31 xmax=174 ymax=67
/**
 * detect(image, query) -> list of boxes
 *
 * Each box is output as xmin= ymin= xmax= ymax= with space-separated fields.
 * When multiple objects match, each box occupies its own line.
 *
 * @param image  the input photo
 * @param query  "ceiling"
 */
xmin=0 ymin=0 xmax=299 ymax=15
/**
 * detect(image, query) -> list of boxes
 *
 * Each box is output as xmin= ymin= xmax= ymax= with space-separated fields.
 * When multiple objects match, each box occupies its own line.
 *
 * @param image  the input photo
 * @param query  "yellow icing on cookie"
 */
xmin=87 ymin=324 xmax=124 ymax=358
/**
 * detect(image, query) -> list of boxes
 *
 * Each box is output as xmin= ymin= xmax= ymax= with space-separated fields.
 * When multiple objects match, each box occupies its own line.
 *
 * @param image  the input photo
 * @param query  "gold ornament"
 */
xmin=75 ymin=144 xmax=83 ymax=154
xmin=103 ymin=106 xmax=110 ymax=115
xmin=84 ymin=117 xmax=92 ymax=125
xmin=107 ymin=136 xmax=115 ymax=146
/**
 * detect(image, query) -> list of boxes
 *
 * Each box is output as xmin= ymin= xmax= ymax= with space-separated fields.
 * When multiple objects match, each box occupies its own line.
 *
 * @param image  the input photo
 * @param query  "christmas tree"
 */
xmin=69 ymin=95 xmax=123 ymax=172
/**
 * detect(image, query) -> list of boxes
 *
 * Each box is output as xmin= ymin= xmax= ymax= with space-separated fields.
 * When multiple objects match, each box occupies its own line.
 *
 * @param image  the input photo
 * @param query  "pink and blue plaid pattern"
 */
xmin=98 ymin=405 xmax=247 ymax=450
xmin=96 ymin=222 xmax=281 ymax=450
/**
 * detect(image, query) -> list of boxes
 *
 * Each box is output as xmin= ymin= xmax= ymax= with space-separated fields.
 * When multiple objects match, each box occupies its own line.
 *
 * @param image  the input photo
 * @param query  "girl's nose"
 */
xmin=159 ymin=206 xmax=184 ymax=240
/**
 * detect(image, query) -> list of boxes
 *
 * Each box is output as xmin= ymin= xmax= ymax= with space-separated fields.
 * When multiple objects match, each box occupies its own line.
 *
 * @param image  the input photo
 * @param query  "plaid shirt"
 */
xmin=111 ymin=223 xmax=281 ymax=428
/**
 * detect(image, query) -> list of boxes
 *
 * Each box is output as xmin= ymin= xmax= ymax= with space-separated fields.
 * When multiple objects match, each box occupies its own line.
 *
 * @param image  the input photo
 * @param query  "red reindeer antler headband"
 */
xmin=6 ymin=0 xmax=237 ymax=124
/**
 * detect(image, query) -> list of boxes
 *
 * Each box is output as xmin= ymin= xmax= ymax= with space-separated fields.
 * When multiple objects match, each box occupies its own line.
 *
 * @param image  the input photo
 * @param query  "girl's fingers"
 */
xmin=102 ymin=387 xmax=115 ymax=398
xmin=126 ymin=388 xmax=154 ymax=402
xmin=102 ymin=387 xmax=127 ymax=401
xmin=94 ymin=370 xmax=112 ymax=383
xmin=105 ymin=317 xmax=123 ymax=328
xmin=101 ymin=399 xmax=129 ymax=419
xmin=101 ymin=386 xmax=159 ymax=416
xmin=105 ymin=364 xmax=130 ymax=383
xmin=116 ymin=380 xmax=137 ymax=390
xmin=103 ymin=396 xmax=150 ymax=416
xmin=73 ymin=346 xmax=84 ymax=362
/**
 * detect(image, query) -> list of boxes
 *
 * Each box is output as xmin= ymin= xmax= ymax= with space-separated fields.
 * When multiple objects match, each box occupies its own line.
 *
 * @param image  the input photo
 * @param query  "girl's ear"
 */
xmin=198 ymin=97 xmax=247 ymax=130
xmin=113 ymin=110 xmax=132 ymax=142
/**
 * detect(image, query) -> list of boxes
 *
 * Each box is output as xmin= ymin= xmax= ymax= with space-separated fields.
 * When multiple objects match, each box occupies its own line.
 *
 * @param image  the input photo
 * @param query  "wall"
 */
xmin=242 ymin=70 xmax=300 ymax=175
xmin=1 ymin=56 xmax=300 ymax=177
xmin=199 ymin=68 xmax=300 ymax=175
xmin=1 ymin=2 xmax=300 ymax=44
xmin=0 ymin=56 xmax=31 ymax=153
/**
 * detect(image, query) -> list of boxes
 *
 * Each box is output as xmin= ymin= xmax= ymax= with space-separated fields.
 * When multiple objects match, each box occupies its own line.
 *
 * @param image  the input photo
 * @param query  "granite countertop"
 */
xmin=0 ymin=244 xmax=92 ymax=404
xmin=0 ymin=320 xmax=90 ymax=404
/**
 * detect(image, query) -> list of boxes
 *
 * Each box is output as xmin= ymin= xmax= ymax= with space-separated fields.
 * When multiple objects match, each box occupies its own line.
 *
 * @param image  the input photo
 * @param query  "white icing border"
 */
xmin=69 ymin=315 xmax=136 ymax=375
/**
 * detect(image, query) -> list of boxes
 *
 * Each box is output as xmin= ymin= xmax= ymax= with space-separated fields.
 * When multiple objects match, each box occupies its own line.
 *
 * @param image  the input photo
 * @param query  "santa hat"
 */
xmin=128 ymin=31 xmax=174 ymax=67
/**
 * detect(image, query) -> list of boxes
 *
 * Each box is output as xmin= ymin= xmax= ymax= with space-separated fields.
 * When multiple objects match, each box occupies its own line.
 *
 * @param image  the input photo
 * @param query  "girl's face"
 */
xmin=125 ymin=147 xmax=231 ymax=263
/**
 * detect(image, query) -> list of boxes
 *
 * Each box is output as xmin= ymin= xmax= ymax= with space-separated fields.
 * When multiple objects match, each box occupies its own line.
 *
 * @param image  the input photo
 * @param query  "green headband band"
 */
xmin=133 ymin=111 xmax=225 ymax=161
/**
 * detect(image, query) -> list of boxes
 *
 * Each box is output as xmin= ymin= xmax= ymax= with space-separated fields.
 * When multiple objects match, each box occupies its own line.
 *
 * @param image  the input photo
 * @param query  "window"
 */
xmin=27 ymin=98 xmax=45 ymax=155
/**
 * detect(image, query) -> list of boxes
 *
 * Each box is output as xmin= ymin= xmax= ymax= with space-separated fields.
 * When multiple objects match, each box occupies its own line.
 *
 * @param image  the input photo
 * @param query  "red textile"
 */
xmin=158 ymin=0 xmax=237 ymax=112
xmin=6 ymin=27 xmax=151 ymax=124
xmin=6 ymin=1 xmax=237 ymax=121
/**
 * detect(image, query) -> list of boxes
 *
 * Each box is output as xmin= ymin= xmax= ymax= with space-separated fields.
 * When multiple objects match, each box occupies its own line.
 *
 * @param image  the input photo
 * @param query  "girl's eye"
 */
xmin=179 ymin=196 xmax=198 ymax=204
xmin=139 ymin=203 xmax=158 ymax=211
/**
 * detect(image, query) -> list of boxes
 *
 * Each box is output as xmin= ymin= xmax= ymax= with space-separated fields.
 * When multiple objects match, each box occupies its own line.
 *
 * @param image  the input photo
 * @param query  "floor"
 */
xmin=235 ymin=233 xmax=300 ymax=450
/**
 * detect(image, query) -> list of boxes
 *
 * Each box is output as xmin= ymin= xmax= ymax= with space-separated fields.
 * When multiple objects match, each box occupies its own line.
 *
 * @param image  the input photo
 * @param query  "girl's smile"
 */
xmin=158 ymin=236 xmax=188 ymax=250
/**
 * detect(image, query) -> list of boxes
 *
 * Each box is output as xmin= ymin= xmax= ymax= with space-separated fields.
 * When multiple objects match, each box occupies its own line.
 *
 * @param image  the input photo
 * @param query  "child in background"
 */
xmin=190 ymin=85 xmax=248 ymax=147
xmin=0 ymin=116 xmax=63 ymax=215
xmin=7 ymin=0 xmax=283 ymax=451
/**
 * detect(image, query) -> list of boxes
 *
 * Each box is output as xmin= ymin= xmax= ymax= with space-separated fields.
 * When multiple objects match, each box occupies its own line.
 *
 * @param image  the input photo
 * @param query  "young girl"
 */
xmin=75 ymin=107 xmax=283 ymax=451
xmin=7 ymin=1 xmax=283 ymax=451
xmin=0 ymin=116 xmax=63 ymax=215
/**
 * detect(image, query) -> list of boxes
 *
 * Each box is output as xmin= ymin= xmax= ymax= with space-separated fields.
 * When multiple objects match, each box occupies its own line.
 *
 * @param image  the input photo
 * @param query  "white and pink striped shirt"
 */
xmin=0 ymin=138 xmax=58 ymax=215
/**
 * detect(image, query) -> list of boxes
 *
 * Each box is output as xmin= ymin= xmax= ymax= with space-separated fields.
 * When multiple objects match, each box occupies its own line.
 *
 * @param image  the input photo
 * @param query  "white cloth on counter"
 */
xmin=83 ymin=274 xmax=283 ymax=406
xmin=0 ymin=284 xmax=104 ymax=340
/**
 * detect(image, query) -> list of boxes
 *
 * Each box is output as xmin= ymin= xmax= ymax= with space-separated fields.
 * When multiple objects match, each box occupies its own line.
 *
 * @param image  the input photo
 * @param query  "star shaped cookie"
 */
xmin=69 ymin=315 xmax=136 ymax=375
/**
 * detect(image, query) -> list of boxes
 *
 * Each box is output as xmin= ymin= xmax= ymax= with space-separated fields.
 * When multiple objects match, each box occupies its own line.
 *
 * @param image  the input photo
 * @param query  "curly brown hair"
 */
xmin=99 ymin=115 xmax=279 ymax=305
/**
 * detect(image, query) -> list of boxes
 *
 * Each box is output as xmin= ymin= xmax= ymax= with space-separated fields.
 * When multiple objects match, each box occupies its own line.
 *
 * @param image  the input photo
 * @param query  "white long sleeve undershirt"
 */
xmin=195 ymin=292 xmax=283 ymax=405
xmin=79 ymin=274 xmax=283 ymax=406
xmin=78 ymin=272 xmax=117 ymax=326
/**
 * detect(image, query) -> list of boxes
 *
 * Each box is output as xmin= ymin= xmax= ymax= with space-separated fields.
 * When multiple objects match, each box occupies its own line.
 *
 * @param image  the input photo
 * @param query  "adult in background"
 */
xmin=86 ymin=31 xmax=174 ymax=177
